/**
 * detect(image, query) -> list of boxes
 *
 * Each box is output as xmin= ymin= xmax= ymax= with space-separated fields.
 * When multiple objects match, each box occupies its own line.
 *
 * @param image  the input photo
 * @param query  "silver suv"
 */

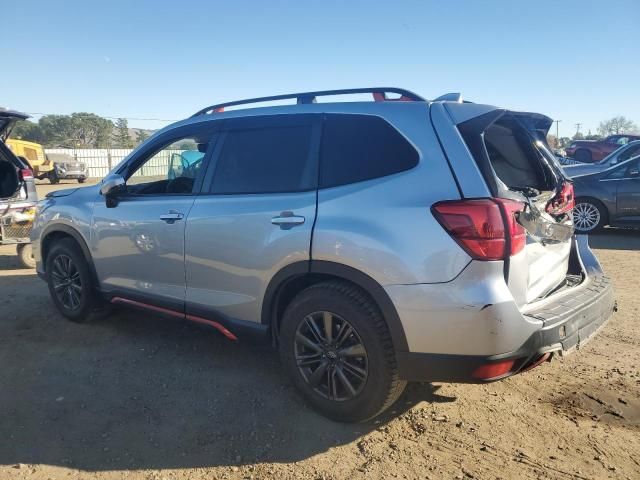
xmin=32 ymin=88 xmax=615 ymax=422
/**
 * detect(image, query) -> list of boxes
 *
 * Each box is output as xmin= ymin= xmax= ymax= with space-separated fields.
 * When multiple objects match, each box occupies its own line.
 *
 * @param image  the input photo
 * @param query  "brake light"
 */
xmin=20 ymin=168 xmax=34 ymax=180
xmin=546 ymin=182 xmax=574 ymax=215
xmin=432 ymin=198 xmax=526 ymax=261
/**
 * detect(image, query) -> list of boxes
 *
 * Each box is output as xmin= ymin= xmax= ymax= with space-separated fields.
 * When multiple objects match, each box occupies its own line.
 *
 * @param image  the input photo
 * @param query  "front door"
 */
xmin=185 ymin=114 xmax=320 ymax=325
xmin=615 ymin=158 xmax=640 ymax=219
xmin=92 ymin=125 xmax=215 ymax=311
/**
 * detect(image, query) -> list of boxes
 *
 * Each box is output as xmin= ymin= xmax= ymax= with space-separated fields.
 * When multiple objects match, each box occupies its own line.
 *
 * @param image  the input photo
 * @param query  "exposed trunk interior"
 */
xmin=483 ymin=115 xmax=556 ymax=194
xmin=0 ymin=158 xmax=19 ymax=199
xmin=457 ymin=109 xmax=574 ymax=306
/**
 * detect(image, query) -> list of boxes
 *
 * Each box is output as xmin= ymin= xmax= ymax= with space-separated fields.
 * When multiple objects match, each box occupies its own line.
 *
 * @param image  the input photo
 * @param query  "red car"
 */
xmin=566 ymin=134 xmax=640 ymax=163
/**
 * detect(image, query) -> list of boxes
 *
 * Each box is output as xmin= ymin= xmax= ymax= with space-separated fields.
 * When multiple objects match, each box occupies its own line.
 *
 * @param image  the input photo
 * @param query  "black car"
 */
xmin=0 ymin=108 xmax=38 ymax=267
xmin=572 ymin=155 xmax=640 ymax=232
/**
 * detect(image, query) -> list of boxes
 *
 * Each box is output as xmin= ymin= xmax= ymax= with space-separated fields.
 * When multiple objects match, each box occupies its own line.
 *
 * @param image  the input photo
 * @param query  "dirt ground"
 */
xmin=0 ymin=180 xmax=638 ymax=480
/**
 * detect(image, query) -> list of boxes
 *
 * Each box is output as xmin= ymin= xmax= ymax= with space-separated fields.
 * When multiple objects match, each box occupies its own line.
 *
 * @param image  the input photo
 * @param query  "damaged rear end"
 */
xmin=414 ymin=101 xmax=616 ymax=382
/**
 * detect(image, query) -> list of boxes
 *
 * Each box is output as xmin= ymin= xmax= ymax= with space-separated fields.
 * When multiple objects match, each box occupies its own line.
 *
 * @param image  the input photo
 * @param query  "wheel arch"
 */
xmin=40 ymin=224 xmax=99 ymax=285
xmin=262 ymin=260 xmax=409 ymax=352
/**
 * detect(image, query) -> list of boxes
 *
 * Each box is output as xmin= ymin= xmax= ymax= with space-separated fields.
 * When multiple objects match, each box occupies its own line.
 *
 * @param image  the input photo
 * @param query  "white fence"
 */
xmin=44 ymin=148 xmax=187 ymax=179
xmin=45 ymin=148 xmax=134 ymax=178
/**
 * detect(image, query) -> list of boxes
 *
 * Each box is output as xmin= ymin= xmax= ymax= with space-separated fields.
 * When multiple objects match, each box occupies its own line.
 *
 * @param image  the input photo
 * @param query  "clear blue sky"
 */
xmin=4 ymin=0 xmax=639 ymax=137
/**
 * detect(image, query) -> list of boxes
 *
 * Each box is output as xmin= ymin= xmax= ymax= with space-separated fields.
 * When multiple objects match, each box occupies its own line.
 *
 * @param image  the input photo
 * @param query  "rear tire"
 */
xmin=78 ymin=178 xmax=86 ymax=184
xmin=16 ymin=243 xmax=35 ymax=269
xmin=45 ymin=238 xmax=107 ymax=322
xmin=574 ymin=149 xmax=592 ymax=163
xmin=49 ymin=172 xmax=60 ymax=184
xmin=279 ymin=281 xmax=406 ymax=422
xmin=574 ymin=198 xmax=607 ymax=233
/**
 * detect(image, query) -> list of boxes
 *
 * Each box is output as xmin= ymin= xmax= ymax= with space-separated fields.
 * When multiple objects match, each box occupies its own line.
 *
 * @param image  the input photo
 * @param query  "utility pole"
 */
xmin=575 ymin=123 xmax=582 ymax=135
xmin=554 ymin=120 xmax=562 ymax=140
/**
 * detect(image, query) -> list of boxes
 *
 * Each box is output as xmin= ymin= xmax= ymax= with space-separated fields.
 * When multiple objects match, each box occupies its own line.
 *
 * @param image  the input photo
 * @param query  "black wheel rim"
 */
xmin=294 ymin=311 xmax=368 ymax=401
xmin=51 ymin=254 xmax=82 ymax=310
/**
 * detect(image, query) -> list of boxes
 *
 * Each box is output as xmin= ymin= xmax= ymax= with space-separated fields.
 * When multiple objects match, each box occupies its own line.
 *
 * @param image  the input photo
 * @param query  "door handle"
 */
xmin=271 ymin=211 xmax=305 ymax=229
xmin=160 ymin=210 xmax=184 ymax=223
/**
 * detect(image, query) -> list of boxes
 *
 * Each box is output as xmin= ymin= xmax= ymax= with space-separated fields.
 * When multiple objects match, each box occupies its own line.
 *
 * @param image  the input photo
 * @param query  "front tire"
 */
xmin=49 ymin=171 xmax=60 ymax=184
xmin=16 ymin=243 xmax=35 ymax=269
xmin=574 ymin=198 xmax=607 ymax=233
xmin=78 ymin=177 xmax=86 ymax=184
xmin=279 ymin=281 xmax=406 ymax=422
xmin=45 ymin=238 xmax=106 ymax=322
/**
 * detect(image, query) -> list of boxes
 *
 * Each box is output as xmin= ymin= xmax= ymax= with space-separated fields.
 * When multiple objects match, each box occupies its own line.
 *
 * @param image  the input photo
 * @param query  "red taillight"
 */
xmin=432 ymin=198 xmax=526 ymax=261
xmin=20 ymin=168 xmax=34 ymax=180
xmin=546 ymin=182 xmax=574 ymax=215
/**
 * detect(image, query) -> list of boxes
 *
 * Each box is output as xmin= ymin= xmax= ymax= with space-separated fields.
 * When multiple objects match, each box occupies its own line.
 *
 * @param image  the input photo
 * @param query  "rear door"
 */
xmin=184 ymin=114 xmax=320 ymax=324
xmin=434 ymin=104 xmax=574 ymax=306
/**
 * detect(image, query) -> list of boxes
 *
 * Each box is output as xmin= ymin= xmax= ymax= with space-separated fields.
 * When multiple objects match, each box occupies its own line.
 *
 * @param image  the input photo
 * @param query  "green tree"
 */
xmin=558 ymin=137 xmax=573 ymax=148
xmin=135 ymin=129 xmax=149 ymax=144
xmin=39 ymin=113 xmax=113 ymax=147
xmin=597 ymin=116 xmax=639 ymax=136
xmin=572 ymin=132 xmax=584 ymax=140
xmin=113 ymin=118 xmax=133 ymax=148
xmin=9 ymin=120 xmax=44 ymax=143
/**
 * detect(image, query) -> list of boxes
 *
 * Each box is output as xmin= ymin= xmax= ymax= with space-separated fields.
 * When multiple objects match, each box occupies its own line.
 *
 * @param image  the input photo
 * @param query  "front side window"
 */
xmin=618 ymin=144 xmax=640 ymax=162
xmin=126 ymin=135 xmax=211 ymax=194
xmin=605 ymin=158 xmax=640 ymax=180
xmin=210 ymin=123 xmax=315 ymax=194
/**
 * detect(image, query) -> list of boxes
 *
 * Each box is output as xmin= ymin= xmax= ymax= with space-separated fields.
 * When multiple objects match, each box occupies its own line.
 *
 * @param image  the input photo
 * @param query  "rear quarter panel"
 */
xmin=312 ymin=104 xmax=470 ymax=285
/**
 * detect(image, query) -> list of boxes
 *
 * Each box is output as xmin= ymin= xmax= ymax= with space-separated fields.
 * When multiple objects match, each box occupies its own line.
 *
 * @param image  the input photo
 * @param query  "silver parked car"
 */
xmin=31 ymin=88 xmax=615 ymax=421
xmin=46 ymin=153 xmax=88 ymax=184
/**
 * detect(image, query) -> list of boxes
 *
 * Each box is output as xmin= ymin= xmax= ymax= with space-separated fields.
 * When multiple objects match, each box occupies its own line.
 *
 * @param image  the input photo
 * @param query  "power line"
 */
xmin=25 ymin=112 xmax=180 ymax=123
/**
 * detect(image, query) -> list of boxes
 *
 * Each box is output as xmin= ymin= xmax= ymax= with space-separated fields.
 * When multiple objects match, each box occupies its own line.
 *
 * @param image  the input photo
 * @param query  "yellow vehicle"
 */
xmin=5 ymin=138 xmax=55 ymax=182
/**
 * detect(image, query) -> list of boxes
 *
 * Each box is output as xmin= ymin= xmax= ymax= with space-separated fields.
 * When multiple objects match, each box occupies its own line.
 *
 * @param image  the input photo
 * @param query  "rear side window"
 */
xmin=210 ymin=124 xmax=315 ymax=194
xmin=320 ymin=114 xmax=419 ymax=188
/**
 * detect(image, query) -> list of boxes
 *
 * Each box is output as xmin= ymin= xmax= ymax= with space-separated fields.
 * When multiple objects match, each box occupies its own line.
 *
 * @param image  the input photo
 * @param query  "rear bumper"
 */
xmin=392 ymin=235 xmax=616 ymax=382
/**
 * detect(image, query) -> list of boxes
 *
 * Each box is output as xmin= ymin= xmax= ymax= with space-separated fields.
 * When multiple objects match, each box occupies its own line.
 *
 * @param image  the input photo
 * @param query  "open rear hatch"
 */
xmin=0 ymin=108 xmax=31 ymax=201
xmin=457 ymin=109 xmax=575 ymax=306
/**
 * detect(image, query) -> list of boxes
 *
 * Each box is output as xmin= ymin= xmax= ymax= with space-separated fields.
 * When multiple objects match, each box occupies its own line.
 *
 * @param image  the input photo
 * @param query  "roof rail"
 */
xmin=191 ymin=87 xmax=426 ymax=117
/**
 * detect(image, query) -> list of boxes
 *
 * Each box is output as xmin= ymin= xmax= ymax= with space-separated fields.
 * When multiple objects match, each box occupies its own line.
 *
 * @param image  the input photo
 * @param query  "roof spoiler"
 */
xmin=433 ymin=93 xmax=463 ymax=103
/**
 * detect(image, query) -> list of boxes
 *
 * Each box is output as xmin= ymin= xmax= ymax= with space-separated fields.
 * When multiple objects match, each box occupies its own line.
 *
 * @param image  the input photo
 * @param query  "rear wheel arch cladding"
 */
xmin=266 ymin=261 xmax=410 ymax=353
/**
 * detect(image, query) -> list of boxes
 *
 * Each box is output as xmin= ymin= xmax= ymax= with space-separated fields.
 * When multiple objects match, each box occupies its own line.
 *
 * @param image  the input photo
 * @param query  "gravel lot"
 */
xmin=1 ymin=180 xmax=638 ymax=479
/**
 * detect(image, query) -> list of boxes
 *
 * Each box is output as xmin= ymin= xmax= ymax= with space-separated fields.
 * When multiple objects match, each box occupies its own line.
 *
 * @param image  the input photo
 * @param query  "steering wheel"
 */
xmin=165 ymin=176 xmax=193 ymax=194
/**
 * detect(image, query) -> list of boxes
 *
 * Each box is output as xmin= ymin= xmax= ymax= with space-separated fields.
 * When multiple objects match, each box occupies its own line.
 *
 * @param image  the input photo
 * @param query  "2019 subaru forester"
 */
xmin=32 ymin=88 xmax=615 ymax=422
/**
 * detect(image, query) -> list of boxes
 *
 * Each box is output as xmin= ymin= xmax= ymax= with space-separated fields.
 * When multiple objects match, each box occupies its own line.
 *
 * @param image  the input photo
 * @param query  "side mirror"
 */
xmin=100 ymin=174 xmax=126 ymax=207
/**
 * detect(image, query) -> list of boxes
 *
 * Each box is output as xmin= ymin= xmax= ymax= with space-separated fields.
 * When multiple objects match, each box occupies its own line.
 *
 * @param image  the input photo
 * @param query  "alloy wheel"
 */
xmin=574 ymin=202 xmax=601 ymax=232
xmin=294 ymin=311 xmax=368 ymax=401
xmin=50 ymin=254 xmax=83 ymax=310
